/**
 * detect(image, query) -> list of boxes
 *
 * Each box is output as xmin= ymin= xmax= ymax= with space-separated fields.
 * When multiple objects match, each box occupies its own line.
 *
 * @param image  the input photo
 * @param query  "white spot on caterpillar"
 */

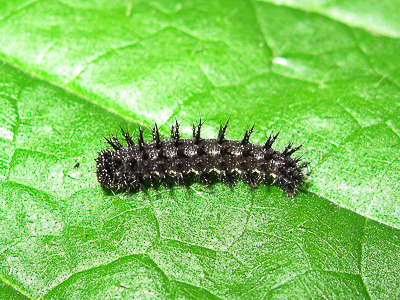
xmin=211 ymin=168 xmax=221 ymax=174
xmin=190 ymin=168 xmax=199 ymax=174
xmin=232 ymin=168 xmax=242 ymax=174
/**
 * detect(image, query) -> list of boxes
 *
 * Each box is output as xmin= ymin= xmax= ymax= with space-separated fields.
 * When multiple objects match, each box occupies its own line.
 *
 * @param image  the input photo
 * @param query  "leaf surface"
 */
xmin=0 ymin=0 xmax=399 ymax=299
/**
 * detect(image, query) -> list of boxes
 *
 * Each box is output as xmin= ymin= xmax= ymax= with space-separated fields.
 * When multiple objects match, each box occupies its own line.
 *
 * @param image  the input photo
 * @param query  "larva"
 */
xmin=95 ymin=120 xmax=307 ymax=197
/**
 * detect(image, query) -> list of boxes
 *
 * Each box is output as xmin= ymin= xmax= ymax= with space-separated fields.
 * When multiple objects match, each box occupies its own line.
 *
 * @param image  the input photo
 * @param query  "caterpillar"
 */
xmin=95 ymin=120 xmax=308 ymax=197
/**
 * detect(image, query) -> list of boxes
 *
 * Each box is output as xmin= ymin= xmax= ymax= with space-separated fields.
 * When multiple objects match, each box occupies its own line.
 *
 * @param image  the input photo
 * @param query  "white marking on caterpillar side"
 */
xmin=211 ymin=168 xmax=221 ymax=174
xmin=190 ymin=168 xmax=199 ymax=175
xmin=232 ymin=168 xmax=242 ymax=174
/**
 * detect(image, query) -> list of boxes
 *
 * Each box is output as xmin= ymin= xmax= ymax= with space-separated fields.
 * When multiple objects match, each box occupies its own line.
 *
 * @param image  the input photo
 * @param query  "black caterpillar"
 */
xmin=95 ymin=120 xmax=308 ymax=197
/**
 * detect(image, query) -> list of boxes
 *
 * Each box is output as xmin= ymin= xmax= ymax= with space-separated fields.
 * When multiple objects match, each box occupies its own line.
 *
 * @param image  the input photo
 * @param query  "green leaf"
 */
xmin=0 ymin=0 xmax=399 ymax=299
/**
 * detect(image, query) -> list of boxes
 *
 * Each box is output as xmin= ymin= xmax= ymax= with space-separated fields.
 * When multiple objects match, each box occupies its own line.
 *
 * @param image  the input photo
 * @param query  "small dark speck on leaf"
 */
xmin=74 ymin=163 xmax=80 ymax=169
